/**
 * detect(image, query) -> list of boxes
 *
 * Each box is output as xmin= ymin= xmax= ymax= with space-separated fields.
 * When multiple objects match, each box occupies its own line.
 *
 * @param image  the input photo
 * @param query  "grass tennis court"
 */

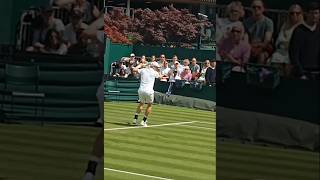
xmin=0 ymin=123 xmax=102 ymax=180
xmin=217 ymin=140 xmax=320 ymax=180
xmin=104 ymin=102 xmax=216 ymax=180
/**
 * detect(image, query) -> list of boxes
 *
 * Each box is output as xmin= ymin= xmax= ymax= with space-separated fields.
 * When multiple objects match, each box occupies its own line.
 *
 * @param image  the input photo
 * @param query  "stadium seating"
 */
xmin=0 ymin=54 xmax=103 ymax=123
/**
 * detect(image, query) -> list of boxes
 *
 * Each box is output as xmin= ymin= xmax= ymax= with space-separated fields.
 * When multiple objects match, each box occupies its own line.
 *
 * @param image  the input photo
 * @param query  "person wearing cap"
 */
xmin=289 ymin=2 xmax=320 ymax=80
xmin=27 ymin=6 xmax=65 ymax=52
xmin=132 ymin=62 xmax=162 ymax=127
xmin=218 ymin=23 xmax=251 ymax=66
xmin=172 ymin=61 xmax=183 ymax=80
xmin=63 ymin=8 xmax=88 ymax=47
xmin=180 ymin=66 xmax=193 ymax=81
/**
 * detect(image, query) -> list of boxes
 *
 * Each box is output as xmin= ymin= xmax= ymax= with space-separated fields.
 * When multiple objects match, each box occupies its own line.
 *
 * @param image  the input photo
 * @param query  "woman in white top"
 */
xmin=270 ymin=4 xmax=303 ymax=76
xmin=198 ymin=60 xmax=211 ymax=82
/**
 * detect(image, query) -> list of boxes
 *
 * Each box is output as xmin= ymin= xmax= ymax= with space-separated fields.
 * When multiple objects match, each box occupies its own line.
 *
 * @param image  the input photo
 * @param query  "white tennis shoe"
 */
xmin=140 ymin=121 xmax=148 ymax=127
xmin=82 ymin=172 xmax=94 ymax=180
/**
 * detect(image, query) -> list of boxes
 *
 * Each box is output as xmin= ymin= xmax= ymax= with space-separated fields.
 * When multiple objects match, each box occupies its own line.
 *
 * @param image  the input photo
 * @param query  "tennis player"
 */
xmin=132 ymin=62 xmax=162 ymax=127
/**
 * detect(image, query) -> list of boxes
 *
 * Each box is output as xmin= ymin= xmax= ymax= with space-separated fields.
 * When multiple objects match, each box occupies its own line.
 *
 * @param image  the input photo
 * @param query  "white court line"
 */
xmin=104 ymin=168 xmax=174 ymax=180
xmin=104 ymin=121 xmax=197 ymax=131
xmin=179 ymin=124 xmax=215 ymax=130
xmin=197 ymin=122 xmax=216 ymax=125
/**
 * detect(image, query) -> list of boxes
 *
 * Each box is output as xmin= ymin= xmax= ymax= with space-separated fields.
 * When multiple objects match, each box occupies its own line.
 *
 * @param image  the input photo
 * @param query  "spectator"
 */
xmin=39 ymin=29 xmax=68 ymax=55
xmin=182 ymin=59 xmax=190 ymax=68
xmin=205 ymin=61 xmax=216 ymax=86
xmin=128 ymin=53 xmax=138 ymax=67
xmin=160 ymin=61 xmax=171 ymax=81
xmin=180 ymin=66 xmax=193 ymax=81
xmin=136 ymin=55 xmax=148 ymax=69
xmin=218 ymin=23 xmax=251 ymax=67
xmin=270 ymin=4 xmax=303 ymax=76
xmin=289 ymin=2 xmax=320 ymax=80
xmin=190 ymin=58 xmax=201 ymax=80
xmin=151 ymin=55 xmax=157 ymax=62
xmin=63 ymin=8 xmax=88 ymax=47
xmin=27 ymin=6 xmax=65 ymax=52
xmin=172 ymin=61 xmax=183 ymax=80
xmin=216 ymin=1 xmax=245 ymax=43
xmin=55 ymin=0 xmax=100 ymax=24
xmin=244 ymin=0 xmax=274 ymax=64
xmin=170 ymin=55 xmax=179 ymax=68
xmin=198 ymin=60 xmax=211 ymax=82
xmin=118 ymin=68 xmax=128 ymax=78
xmin=157 ymin=54 xmax=166 ymax=67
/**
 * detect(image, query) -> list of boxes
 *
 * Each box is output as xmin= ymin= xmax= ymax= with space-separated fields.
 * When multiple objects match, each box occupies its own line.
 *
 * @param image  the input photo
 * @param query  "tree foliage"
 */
xmin=104 ymin=5 xmax=212 ymax=47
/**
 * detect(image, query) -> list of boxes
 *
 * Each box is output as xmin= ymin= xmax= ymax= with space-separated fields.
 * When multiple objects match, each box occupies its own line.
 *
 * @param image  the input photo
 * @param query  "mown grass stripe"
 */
xmin=105 ymin=106 xmax=215 ymax=120
xmin=218 ymin=142 xmax=318 ymax=162
xmin=217 ymin=161 xmax=318 ymax=179
xmin=106 ymin=149 xmax=214 ymax=173
xmin=105 ymin=136 xmax=215 ymax=155
xmin=105 ymin=160 xmax=215 ymax=180
xmin=106 ymin=129 xmax=215 ymax=148
xmin=217 ymin=152 xmax=318 ymax=171
xmin=104 ymin=142 xmax=214 ymax=164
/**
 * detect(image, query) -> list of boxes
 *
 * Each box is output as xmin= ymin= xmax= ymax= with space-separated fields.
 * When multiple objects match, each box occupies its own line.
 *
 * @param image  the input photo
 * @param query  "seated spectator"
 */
xmin=270 ymin=4 xmax=303 ymax=77
xmin=218 ymin=23 xmax=251 ymax=67
xmin=136 ymin=55 xmax=148 ymax=69
xmin=198 ymin=60 xmax=211 ymax=82
xmin=55 ymin=0 xmax=100 ymax=24
xmin=151 ymin=55 xmax=157 ymax=62
xmin=26 ymin=6 xmax=65 ymax=52
xmin=157 ymin=54 xmax=166 ymax=67
xmin=182 ymin=59 xmax=190 ymax=68
xmin=289 ymin=2 xmax=320 ymax=80
xmin=160 ymin=61 xmax=171 ymax=81
xmin=127 ymin=53 xmax=138 ymax=67
xmin=190 ymin=58 xmax=201 ymax=80
xmin=216 ymin=0 xmax=245 ymax=43
xmin=170 ymin=55 xmax=179 ymax=68
xmin=39 ymin=29 xmax=68 ymax=55
xmin=180 ymin=66 xmax=192 ymax=81
xmin=63 ymin=8 xmax=88 ymax=47
xmin=244 ymin=0 xmax=274 ymax=64
xmin=205 ymin=61 xmax=216 ymax=86
xmin=172 ymin=61 xmax=183 ymax=80
xmin=118 ymin=68 xmax=128 ymax=78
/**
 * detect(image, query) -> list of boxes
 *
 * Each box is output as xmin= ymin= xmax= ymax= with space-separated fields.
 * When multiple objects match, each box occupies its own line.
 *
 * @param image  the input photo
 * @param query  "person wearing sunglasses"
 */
xmin=270 ymin=4 xmax=303 ymax=77
xmin=218 ymin=23 xmax=251 ymax=68
xmin=216 ymin=1 xmax=246 ymax=43
xmin=244 ymin=0 xmax=274 ymax=64
xmin=289 ymin=2 xmax=320 ymax=80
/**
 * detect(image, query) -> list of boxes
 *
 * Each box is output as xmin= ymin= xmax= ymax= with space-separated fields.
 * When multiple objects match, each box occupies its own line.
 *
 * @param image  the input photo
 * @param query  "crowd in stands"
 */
xmin=111 ymin=54 xmax=216 ymax=87
xmin=25 ymin=0 xmax=104 ymax=57
xmin=216 ymin=0 xmax=319 ymax=80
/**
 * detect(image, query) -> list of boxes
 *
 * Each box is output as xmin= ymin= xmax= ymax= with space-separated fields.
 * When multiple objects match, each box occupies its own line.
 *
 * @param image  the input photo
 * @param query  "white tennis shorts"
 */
xmin=138 ymin=91 xmax=154 ymax=104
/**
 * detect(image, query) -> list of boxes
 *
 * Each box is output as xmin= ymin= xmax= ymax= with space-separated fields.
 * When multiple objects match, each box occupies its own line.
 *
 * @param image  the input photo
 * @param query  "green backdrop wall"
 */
xmin=104 ymin=39 xmax=133 ymax=74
